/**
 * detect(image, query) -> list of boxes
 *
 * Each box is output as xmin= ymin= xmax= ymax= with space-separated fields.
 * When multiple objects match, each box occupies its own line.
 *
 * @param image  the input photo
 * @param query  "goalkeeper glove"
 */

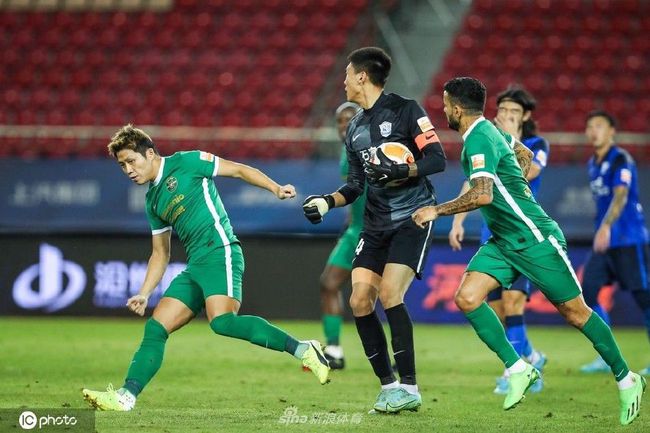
xmin=302 ymin=194 xmax=335 ymax=224
xmin=363 ymin=148 xmax=409 ymax=186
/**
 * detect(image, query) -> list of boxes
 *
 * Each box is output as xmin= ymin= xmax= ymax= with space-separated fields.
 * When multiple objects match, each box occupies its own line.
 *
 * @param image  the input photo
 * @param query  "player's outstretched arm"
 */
xmin=127 ymin=231 xmax=171 ymax=316
xmin=413 ymin=177 xmax=493 ymax=228
xmin=216 ymin=158 xmax=296 ymax=200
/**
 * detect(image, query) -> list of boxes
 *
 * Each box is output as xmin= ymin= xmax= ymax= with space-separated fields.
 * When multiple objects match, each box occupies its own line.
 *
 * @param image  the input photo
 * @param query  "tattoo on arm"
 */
xmin=603 ymin=186 xmax=629 ymax=225
xmin=513 ymin=140 xmax=533 ymax=177
xmin=437 ymin=177 xmax=494 ymax=216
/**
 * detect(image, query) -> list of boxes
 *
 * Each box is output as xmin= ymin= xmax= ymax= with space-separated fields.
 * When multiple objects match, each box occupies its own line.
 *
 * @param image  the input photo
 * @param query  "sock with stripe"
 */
xmin=580 ymin=312 xmax=630 ymax=381
xmin=465 ymin=302 xmax=520 ymax=368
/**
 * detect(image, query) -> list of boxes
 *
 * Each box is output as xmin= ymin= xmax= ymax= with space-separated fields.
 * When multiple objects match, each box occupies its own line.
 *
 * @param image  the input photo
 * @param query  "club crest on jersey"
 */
xmin=165 ymin=176 xmax=178 ymax=192
xmin=379 ymin=121 xmax=392 ymax=137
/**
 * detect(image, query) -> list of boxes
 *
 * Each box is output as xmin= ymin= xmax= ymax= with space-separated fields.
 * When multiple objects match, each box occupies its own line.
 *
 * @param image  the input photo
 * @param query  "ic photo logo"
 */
xmin=13 ymin=243 xmax=86 ymax=312
xmin=18 ymin=411 xmax=36 ymax=430
xmin=18 ymin=410 xmax=78 ymax=430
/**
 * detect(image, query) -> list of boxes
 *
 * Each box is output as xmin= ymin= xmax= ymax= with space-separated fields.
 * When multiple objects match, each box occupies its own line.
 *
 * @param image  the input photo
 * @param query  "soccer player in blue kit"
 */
xmin=579 ymin=110 xmax=650 ymax=375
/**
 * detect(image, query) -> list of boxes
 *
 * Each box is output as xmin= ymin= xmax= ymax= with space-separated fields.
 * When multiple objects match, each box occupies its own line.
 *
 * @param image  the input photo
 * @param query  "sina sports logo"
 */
xmin=165 ymin=176 xmax=178 ymax=192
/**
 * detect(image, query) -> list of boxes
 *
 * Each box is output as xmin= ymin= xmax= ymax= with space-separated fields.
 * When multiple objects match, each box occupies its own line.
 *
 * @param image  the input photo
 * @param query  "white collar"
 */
xmin=462 ymin=116 xmax=486 ymax=142
xmin=152 ymin=157 xmax=166 ymax=186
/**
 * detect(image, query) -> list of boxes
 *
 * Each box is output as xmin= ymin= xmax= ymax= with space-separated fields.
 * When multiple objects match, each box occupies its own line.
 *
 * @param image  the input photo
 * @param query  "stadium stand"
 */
xmin=0 ymin=0 xmax=367 ymax=158
xmin=424 ymin=0 xmax=650 ymax=163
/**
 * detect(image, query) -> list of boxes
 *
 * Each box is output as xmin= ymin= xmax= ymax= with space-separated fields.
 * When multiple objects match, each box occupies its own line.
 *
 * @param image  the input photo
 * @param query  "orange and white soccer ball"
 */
xmin=371 ymin=142 xmax=415 ymax=187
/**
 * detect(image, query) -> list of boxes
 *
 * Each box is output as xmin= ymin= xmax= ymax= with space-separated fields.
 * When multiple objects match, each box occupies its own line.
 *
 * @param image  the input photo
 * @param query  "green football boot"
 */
xmin=300 ymin=340 xmax=331 ymax=385
xmin=619 ymin=373 xmax=646 ymax=426
xmin=503 ymin=364 xmax=540 ymax=410
xmin=82 ymin=384 xmax=135 ymax=411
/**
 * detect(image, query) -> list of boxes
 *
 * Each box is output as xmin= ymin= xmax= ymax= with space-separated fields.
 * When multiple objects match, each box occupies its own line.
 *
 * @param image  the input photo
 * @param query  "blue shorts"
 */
xmin=582 ymin=243 xmax=650 ymax=305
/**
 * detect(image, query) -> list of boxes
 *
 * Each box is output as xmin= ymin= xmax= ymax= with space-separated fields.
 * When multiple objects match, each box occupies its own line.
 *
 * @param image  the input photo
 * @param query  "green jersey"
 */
xmin=461 ymin=117 xmax=560 ymax=250
xmin=339 ymin=143 xmax=366 ymax=229
xmin=145 ymin=151 xmax=238 ymax=262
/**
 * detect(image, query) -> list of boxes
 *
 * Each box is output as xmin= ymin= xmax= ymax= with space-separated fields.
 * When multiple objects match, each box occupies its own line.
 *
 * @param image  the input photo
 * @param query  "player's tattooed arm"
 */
xmin=436 ymin=177 xmax=494 ymax=216
xmin=513 ymin=140 xmax=533 ymax=177
xmin=602 ymin=185 xmax=629 ymax=225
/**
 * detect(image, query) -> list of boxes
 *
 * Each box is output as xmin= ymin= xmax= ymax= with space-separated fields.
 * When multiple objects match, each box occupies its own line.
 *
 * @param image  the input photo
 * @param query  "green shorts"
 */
xmin=326 ymin=225 xmax=362 ymax=271
xmin=163 ymin=243 xmax=244 ymax=315
xmin=466 ymin=233 xmax=582 ymax=304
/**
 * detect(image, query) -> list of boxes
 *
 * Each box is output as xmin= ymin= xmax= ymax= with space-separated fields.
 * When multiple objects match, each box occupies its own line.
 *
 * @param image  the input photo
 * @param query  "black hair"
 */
xmin=347 ymin=47 xmax=392 ymax=87
xmin=443 ymin=77 xmax=486 ymax=115
xmin=586 ymin=109 xmax=617 ymax=128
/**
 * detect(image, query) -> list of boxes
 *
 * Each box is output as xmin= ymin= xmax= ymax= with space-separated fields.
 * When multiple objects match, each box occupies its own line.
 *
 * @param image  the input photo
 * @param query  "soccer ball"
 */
xmin=372 ymin=142 xmax=415 ymax=187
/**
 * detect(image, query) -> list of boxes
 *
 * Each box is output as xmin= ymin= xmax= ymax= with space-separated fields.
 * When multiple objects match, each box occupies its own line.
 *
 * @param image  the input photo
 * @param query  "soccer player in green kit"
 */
xmin=412 ymin=77 xmax=645 ymax=425
xmin=82 ymin=125 xmax=330 ymax=411
xmin=317 ymin=101 xmax=363 ymax=369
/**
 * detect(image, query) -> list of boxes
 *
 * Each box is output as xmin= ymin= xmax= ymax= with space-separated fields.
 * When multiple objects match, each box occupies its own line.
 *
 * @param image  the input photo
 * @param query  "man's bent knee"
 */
xmin=455 ymin=289 xmax=483 ymax=312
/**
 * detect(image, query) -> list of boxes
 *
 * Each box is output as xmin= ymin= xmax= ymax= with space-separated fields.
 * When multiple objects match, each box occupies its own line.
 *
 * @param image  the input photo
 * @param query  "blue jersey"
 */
xmin=588 ymin=145 xmax=648 ymax=248
xmin=480 ymin=134 xmax=550 ymax=243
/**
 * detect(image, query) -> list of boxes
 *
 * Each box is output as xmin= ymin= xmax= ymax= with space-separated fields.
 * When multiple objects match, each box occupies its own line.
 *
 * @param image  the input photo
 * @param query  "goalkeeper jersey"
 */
xmin=145 ymin=151 xmax=238 ymax=262
xmin=461 ymin=117 xmax=560 ymax=250
xmin=344 ymin=92 xmax=446 ymax=231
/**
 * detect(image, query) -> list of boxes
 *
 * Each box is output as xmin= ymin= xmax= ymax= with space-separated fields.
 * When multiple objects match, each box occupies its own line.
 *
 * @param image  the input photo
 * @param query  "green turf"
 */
xmin=1 ymin=317 xmax=648 ymax=432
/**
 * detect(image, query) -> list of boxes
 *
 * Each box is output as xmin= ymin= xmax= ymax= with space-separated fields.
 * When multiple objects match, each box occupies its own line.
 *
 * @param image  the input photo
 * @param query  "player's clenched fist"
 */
xmin=126 ymin=294 xmax=148 ymax=316
xmin=302 ymin=194 xmax=335 ymax=224
xmin=276 ymin=184 xmax=296 ymax=200
xmin=411 ymin=205 xmax=437 ymax=228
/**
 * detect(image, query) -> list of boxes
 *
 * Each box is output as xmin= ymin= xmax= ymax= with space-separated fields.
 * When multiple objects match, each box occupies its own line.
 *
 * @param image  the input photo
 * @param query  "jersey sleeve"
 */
xmin=145 ymin=202 xmax=171 ymax=235
xmin=407 ymin=100 xmax=441 ymax=151
xmin=612 ymin=154 xmax=633 ymax=188
xmin=529 ymin=137 xmax=550 ymax=169
xmin=464 ymin=132 xmax=499 ymax=182
xmin=180 ymin=150 xmax=220 ymax=178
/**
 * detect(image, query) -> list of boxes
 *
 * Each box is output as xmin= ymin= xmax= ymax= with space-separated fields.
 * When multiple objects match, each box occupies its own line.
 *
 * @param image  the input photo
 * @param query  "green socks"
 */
xmin=323 ymin=314 xmax=343 ymax=346
xmin=465 ymin=302 xmax=520 ymax=368
xmin=123 ymin=318 xmax=168 ymax=397
xmin=210 ymin=312 xmax=294 ymax=353
xmin=581 ymin=312 xmax=630 ymax=381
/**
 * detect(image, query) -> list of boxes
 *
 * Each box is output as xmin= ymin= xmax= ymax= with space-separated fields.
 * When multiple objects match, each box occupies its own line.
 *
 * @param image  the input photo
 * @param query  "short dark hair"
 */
xmin=586 ymin=109 xmax=617 ymax=128
xmin=497 ymin=85 xmax=538 ymax=138
xmin=443 ymin=77 xmax=486 ymax=114
xmin=347 ymin=47 xmax=392 ymax=87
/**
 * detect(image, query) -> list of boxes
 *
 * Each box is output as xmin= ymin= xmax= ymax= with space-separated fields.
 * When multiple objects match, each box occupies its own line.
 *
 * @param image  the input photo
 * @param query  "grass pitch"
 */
xmin=1 ymin=317 xmax=648 ymax=433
